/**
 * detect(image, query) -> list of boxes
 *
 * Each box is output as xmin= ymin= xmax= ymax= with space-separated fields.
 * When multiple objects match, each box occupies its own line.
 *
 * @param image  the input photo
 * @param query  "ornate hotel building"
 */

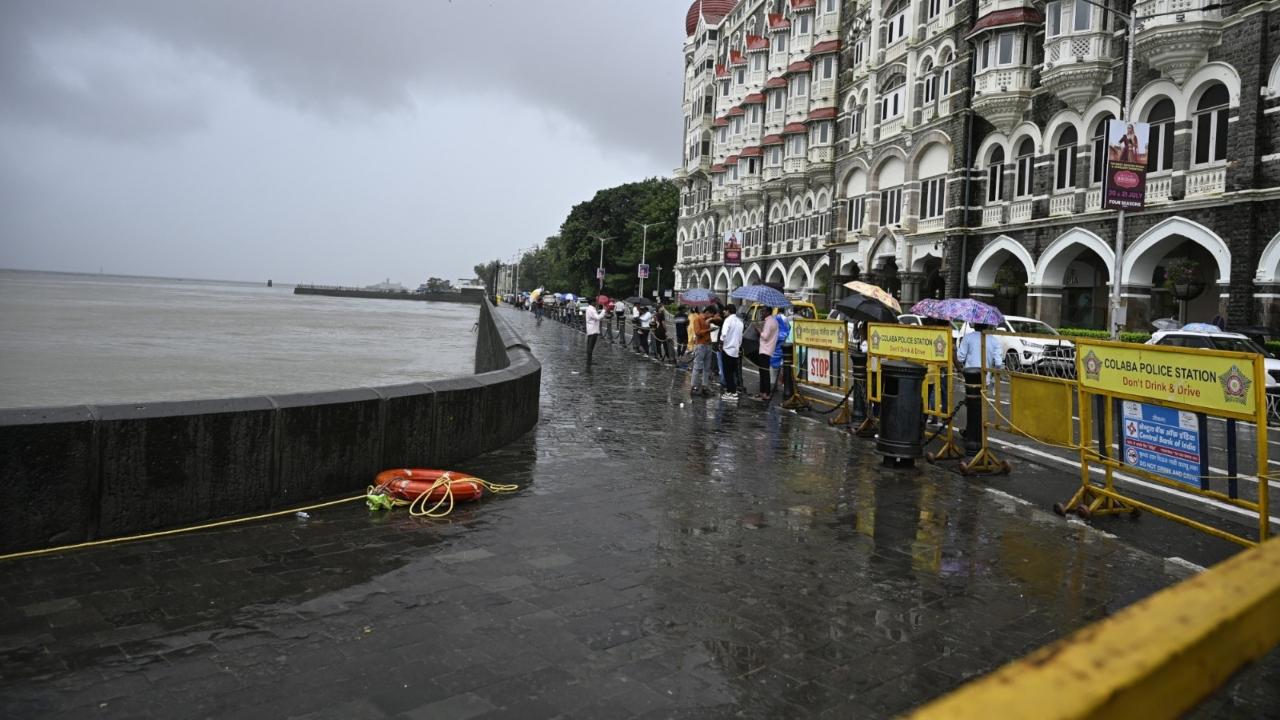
xmin=673 ymin=0 xmax=1280 ymax=331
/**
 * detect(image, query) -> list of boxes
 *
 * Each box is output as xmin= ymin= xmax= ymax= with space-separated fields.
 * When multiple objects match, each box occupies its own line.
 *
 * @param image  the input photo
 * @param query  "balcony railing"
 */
xmin=807 ymin=146 xmax=834 ymax=164
xmin=982 ymin=205 xmax=1005 ymax=226
xmin=1185 ymin=165 xmax=1226 ymax=196
xmin=763 ymin=166 xmax=783 ymax=182
xmin=917 ymin=216 xmax=944 ymax=234
xmin=1085 ymin=187 xmax=1102 ymax=211
xmin=1044 ymin=32 xmax=1114 ymax=67
xmin=1147 ymin=174 xmax=1172 ymax=203
xmin=1049 ymin=192 xmax=1076 ymax=216
xmin=784 ymin=157 xmax=809 ymax=174
xmin=974 ymin=67 xmax=1034 ymax=95
xmin=1136 ymin=0 xmax=1222 ymax=28
xmin=1010 ymin=198 xmax=1033 ymax=223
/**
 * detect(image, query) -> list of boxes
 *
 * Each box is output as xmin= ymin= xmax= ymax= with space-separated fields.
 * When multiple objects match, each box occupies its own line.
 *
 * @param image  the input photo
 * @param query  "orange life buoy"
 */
xmin=374 ymin=468 xmax=484 ymax=503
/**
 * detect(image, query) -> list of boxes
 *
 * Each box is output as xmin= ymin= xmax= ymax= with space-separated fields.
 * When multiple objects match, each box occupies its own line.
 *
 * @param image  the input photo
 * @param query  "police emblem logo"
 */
xmin=871 ymin=331 xmax=881 ymax=350
xmin=1083 ymin=350 xmax=1102 ymax=381
xmin=1220 ymin=365 xmax=1251 ymax=405
xmin=934 ymin=336 xmax=946 ymax=358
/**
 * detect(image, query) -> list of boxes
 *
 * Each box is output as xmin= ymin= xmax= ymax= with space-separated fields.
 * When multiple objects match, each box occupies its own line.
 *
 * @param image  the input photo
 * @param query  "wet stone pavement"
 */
xmin=2 ymin=307 xmax=1278 ymax=719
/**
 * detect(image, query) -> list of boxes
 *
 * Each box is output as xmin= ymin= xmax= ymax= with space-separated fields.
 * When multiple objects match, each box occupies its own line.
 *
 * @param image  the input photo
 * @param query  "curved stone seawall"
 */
xmin=0 ymin=301 xmax=539 ymax=554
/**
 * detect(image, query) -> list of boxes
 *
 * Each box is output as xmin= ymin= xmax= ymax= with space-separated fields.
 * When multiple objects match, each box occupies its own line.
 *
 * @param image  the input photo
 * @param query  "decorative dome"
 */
xmin=686 ymin=0 xmax=737 ymax=36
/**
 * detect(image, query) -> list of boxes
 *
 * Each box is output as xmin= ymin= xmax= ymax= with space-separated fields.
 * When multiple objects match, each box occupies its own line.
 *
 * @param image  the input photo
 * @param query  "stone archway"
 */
xmin=1121 ymin=217 xmax=1230 ymax=328
xmin=968 ymin=235 xmax=1036 ymax=317
xmin=1036 ymin=228 xmax=1115 ymax=330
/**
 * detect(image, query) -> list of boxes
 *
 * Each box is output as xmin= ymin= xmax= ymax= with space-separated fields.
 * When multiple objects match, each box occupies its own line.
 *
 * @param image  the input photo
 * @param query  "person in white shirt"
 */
xmin=957 ymin=323 xmax=1003 ymax=392
xmin=586 ymin=301 xmax=604 ymax=363
xmin=719 ymin=304 xmax=744 ymax=399
xmin=636 ymin=308 xmax=654 ymax=356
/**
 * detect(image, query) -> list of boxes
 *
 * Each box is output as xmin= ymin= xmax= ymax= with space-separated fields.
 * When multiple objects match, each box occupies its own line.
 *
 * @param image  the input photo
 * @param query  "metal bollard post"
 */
xmin=849 ymin=350 xmax=868 ymax=425
xmin=963 ymin=367 xmax=983 ymax=456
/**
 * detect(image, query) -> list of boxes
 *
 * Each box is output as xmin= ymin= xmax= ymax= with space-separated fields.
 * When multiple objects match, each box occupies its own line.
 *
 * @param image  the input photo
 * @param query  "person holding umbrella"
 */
xmin=689 ymin=306 xmax=716 ymax=396
xmin=585 ymin=299 xmax=604 ymax=367
xmin=753 ymin=307 xmax=780 ymax=402
xmin=673 ymin=306 xmax=689 ymax=359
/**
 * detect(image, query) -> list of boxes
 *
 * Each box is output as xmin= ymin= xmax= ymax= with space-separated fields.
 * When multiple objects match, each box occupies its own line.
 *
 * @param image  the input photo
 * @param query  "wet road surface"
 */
xmin=1 ymin=307 xmax=1276 ymax=719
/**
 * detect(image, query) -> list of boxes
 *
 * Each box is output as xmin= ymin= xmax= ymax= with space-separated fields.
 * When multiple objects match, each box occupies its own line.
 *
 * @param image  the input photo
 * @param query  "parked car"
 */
xmin=1147 ymin=329 xmax=1280 ymax=391
xmin=961 ymin=315 xmax=1076 ymax=374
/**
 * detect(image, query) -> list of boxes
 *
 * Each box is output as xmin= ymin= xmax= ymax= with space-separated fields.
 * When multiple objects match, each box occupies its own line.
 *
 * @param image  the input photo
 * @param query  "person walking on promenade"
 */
xmin=753 ymin=308 xmax=780 ymax=402
xmin=673 ymin=306 xmax=689 ymax=360
xmin=957 ymin=323 xmax=1003 ymax=391
xmin=652 ymin=309 xmax=672 ymax=363
xmin=585 ymin=301 xmax=604 ymax=366
xmin=689 ymin=306 xmax=715 ymax=396
xmin=636 ymin=306 xmax=653 ymax=356
xmin=613 ymin=302 xmax=627 ymax=343
xmin=719 ymin=305 xmax=744 ymax=400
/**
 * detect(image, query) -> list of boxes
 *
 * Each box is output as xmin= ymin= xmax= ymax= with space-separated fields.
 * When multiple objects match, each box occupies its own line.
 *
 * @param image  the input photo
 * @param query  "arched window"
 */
xmin=1145 ymin=98 xmax=1175 ymax=174
xmin=1055 ymin=126 xmax=1078 ymax=190
xmin=939 ymin=51 xmax=953 ymax=96
xmin=879 ymin=74 xmax=907 ymax=121
xmin=1090 ymin=113 xmax=1113 ymax=185
xmin=921 ymin=59 xmax=938 ymax=104
xmin=886 ymin=0 xmax=910 ymax=45
xmin=986 ymin=146 xmax=1005 ymax=203
xmin=1193 ymin=83 xmax=1229 ymax=165
xmin=1015 ymin=138 xmax=1034 ymax=197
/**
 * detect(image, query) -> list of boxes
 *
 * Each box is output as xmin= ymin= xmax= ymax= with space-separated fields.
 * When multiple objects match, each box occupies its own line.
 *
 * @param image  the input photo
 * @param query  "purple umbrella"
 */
xmin=909 ymin=298 xmax=944 ymax=318
xmin=678 ymin=288 xmax=718 ymax=307
xmin=920 ymin=298 xmax=1004 ymax=326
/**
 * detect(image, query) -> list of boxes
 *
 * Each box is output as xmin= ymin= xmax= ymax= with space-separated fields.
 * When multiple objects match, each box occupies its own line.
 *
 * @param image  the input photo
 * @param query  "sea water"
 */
xmin=0 ymin=270 xmax=478 ymax=408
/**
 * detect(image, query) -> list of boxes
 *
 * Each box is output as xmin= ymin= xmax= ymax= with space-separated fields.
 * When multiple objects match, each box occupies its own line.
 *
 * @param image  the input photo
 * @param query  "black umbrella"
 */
xmin=834 ymin=293 xmax=898 ymax=324
xmin=624 ymin=296 xmax=653 ymax=306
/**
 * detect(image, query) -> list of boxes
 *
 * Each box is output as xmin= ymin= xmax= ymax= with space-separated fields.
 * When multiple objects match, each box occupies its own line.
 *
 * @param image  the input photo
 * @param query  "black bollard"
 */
xmin=849 ymin=350 xmax=868 ymax=425
xmin=963 ymin=367 xmax=983 ymax=456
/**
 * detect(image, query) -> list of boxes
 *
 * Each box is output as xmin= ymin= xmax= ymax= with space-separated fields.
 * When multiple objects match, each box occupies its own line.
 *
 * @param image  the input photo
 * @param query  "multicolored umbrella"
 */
xmin=908 ymin=298 xmax=943 ymax=318
xmin=843 ymin=281 xmax=901 ymax=314
xmin=921 ymin=298 xmax=1004 ymax=327
xmin=730 ymin=284 xmax=790 ymax=308
xmin=678 ymin=288 xmax=718 ymax=307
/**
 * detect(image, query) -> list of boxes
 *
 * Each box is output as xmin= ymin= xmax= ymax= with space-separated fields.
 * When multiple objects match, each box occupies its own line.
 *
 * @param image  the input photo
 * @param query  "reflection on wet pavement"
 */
xmin=1 ymin=308 xmax=1275 ymax=719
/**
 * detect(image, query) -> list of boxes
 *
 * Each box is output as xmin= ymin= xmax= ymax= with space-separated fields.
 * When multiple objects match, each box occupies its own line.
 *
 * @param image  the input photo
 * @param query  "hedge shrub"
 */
xmin=1057 ymin=328 xmax=1151 ymax=344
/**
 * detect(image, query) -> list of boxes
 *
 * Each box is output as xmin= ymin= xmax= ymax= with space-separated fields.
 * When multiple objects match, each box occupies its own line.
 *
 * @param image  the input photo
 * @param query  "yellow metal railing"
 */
xmin=904 ymin=537 xmax=1280 ymax=720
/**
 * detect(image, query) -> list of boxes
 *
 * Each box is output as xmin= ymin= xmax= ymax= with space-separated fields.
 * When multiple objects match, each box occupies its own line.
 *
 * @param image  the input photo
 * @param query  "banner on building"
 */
xmin=1103 ymin=120 xmax=1150 ymax=211
xmin=723 ymin=232 xmax=742 ymax=266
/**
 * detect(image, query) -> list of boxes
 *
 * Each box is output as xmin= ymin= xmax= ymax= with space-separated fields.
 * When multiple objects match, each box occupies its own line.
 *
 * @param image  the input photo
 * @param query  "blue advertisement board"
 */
xmin=1120 ymin=401 xmax=1203 ymax=489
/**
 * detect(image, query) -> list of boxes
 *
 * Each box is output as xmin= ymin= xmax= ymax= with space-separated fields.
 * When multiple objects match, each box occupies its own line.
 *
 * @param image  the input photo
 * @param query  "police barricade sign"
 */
xmin=1066 ymin=338 xmax=1269 ymax=546
xmin=792 ymin=319 xmax=848 ymax=393
xmin=865 ymin=322 xmax=961 ymax=460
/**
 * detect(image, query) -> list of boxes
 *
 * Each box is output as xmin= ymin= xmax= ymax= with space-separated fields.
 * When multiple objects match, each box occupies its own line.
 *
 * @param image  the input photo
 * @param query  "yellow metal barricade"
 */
xmin=1062 ymin=337 xmax=1271 ymax=546
xmin=865 ymin=322 xmax=963 ymax=460
xmin=788 ymin=319 xmax=852 ymax=423
xmin=974 ymin=330 xmax=1078 ymax=473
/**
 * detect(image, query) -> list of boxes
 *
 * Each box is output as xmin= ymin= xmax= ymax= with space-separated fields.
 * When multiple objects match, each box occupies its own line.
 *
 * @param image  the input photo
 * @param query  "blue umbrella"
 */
xmin=730 ymin=284 xmax=790 ymax=308
xmin=678 ymin=288 xmax=717 ymax=307
xmin=1181 ymin=322 xmax=1221 ymax=333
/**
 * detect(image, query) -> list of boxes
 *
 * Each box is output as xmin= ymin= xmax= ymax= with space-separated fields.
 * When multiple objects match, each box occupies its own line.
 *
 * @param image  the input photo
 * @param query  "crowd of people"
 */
xmin=513 ymin=294 xmax=798 ymax=403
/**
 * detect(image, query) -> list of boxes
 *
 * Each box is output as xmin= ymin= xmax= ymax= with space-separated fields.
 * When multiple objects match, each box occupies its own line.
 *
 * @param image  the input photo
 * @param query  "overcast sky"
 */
xmin=0 ymin=0 xmax=690 ymax=285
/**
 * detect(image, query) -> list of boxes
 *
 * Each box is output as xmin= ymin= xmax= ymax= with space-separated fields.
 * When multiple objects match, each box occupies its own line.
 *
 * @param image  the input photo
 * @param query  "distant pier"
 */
xmin=294 ymin=284 xmax=483 ymax=304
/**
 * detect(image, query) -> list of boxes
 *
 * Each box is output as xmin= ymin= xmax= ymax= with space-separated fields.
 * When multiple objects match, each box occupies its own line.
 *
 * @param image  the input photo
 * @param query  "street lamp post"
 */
xmin=630 ymin=220 xmax=666 ymax=298
xmin=596 ymin=235 xmax=613 ymax=293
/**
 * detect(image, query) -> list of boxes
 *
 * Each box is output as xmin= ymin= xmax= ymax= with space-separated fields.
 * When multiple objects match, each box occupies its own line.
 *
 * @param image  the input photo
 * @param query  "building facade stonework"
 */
xmin=674 ymin=0 xmax=1280 ymax=332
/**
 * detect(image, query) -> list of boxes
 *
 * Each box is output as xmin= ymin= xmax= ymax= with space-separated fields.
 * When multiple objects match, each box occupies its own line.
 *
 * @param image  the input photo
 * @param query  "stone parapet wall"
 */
xmin=0 ymin=300 xmax=540 ymax=554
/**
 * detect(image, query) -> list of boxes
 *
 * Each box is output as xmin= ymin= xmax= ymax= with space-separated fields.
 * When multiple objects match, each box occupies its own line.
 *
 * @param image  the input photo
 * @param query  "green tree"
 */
xmin=425 ymin=277 xmax=453 ymax=292
xmin=473 ymin=260 xmax=501 ymax=295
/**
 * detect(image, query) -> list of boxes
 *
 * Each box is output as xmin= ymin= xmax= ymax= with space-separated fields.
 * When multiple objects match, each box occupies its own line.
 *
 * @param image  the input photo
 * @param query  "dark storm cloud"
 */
xmin=0 ymin=0 xmax=687 ymax=162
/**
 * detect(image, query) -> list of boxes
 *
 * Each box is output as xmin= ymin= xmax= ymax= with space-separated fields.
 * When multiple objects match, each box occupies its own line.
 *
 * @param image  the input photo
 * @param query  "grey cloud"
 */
xmin=0 ymin=0 xmax=688 ymax=163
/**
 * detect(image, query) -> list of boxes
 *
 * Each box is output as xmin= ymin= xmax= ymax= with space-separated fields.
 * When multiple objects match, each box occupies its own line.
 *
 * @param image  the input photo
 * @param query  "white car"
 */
xmin=1146 ymin=330 xmax=1280 ymax=391
xmin=961 ymin=315 xmax=1076 ymax=373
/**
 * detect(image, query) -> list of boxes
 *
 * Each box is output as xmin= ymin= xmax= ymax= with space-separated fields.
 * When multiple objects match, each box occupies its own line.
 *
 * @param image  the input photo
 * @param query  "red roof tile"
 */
xmin=710 ymin=164 xmax=728 ymax=173
xmin=686 ymin=0 xmax=737 ymax=36
xmin=807 ymin=107 xmax=838 ymax=121
xmin=725 ymin=155 xmax=740 ymax=165
xmin=739 ymin=146 xmax=763 ymax=157
xmin=713 ymin=117 xmax=730 ymax=127
xmin=746 ymin=34 xmax=769 ymax=51
xmin=809 ymin=40 xmax=841 ymax=56
xmin=783 ymin=122 xmax=808 ymax=134
xmin=791 ymin=0 xmax=817 ymax=9
xmin=727 ymin=106 xmax=746 ymax=117
xmin=761 ymin=134 xmax=785 ymax=145
xmin=787 ymin=61 xmax=813 ymax=74
xmin=729 ymin=50 xmax=747 ymax=66
xmin=743 ymin=93 xmax=766 ymax=104
xmin=715 ymin=63 xmax=728 ymax=78
xmin=967 ymin=7 xmax=1043 ymax=37
xmin=765 ymin=76 xmax=788 ymax=89
xmin=768 ymin=14 xmax=791 ymax=30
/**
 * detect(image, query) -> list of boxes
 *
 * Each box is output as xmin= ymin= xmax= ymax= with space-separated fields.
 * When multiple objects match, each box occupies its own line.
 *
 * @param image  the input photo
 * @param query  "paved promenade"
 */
xmin=1 ymin=307 xmax=1276 ymax=719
